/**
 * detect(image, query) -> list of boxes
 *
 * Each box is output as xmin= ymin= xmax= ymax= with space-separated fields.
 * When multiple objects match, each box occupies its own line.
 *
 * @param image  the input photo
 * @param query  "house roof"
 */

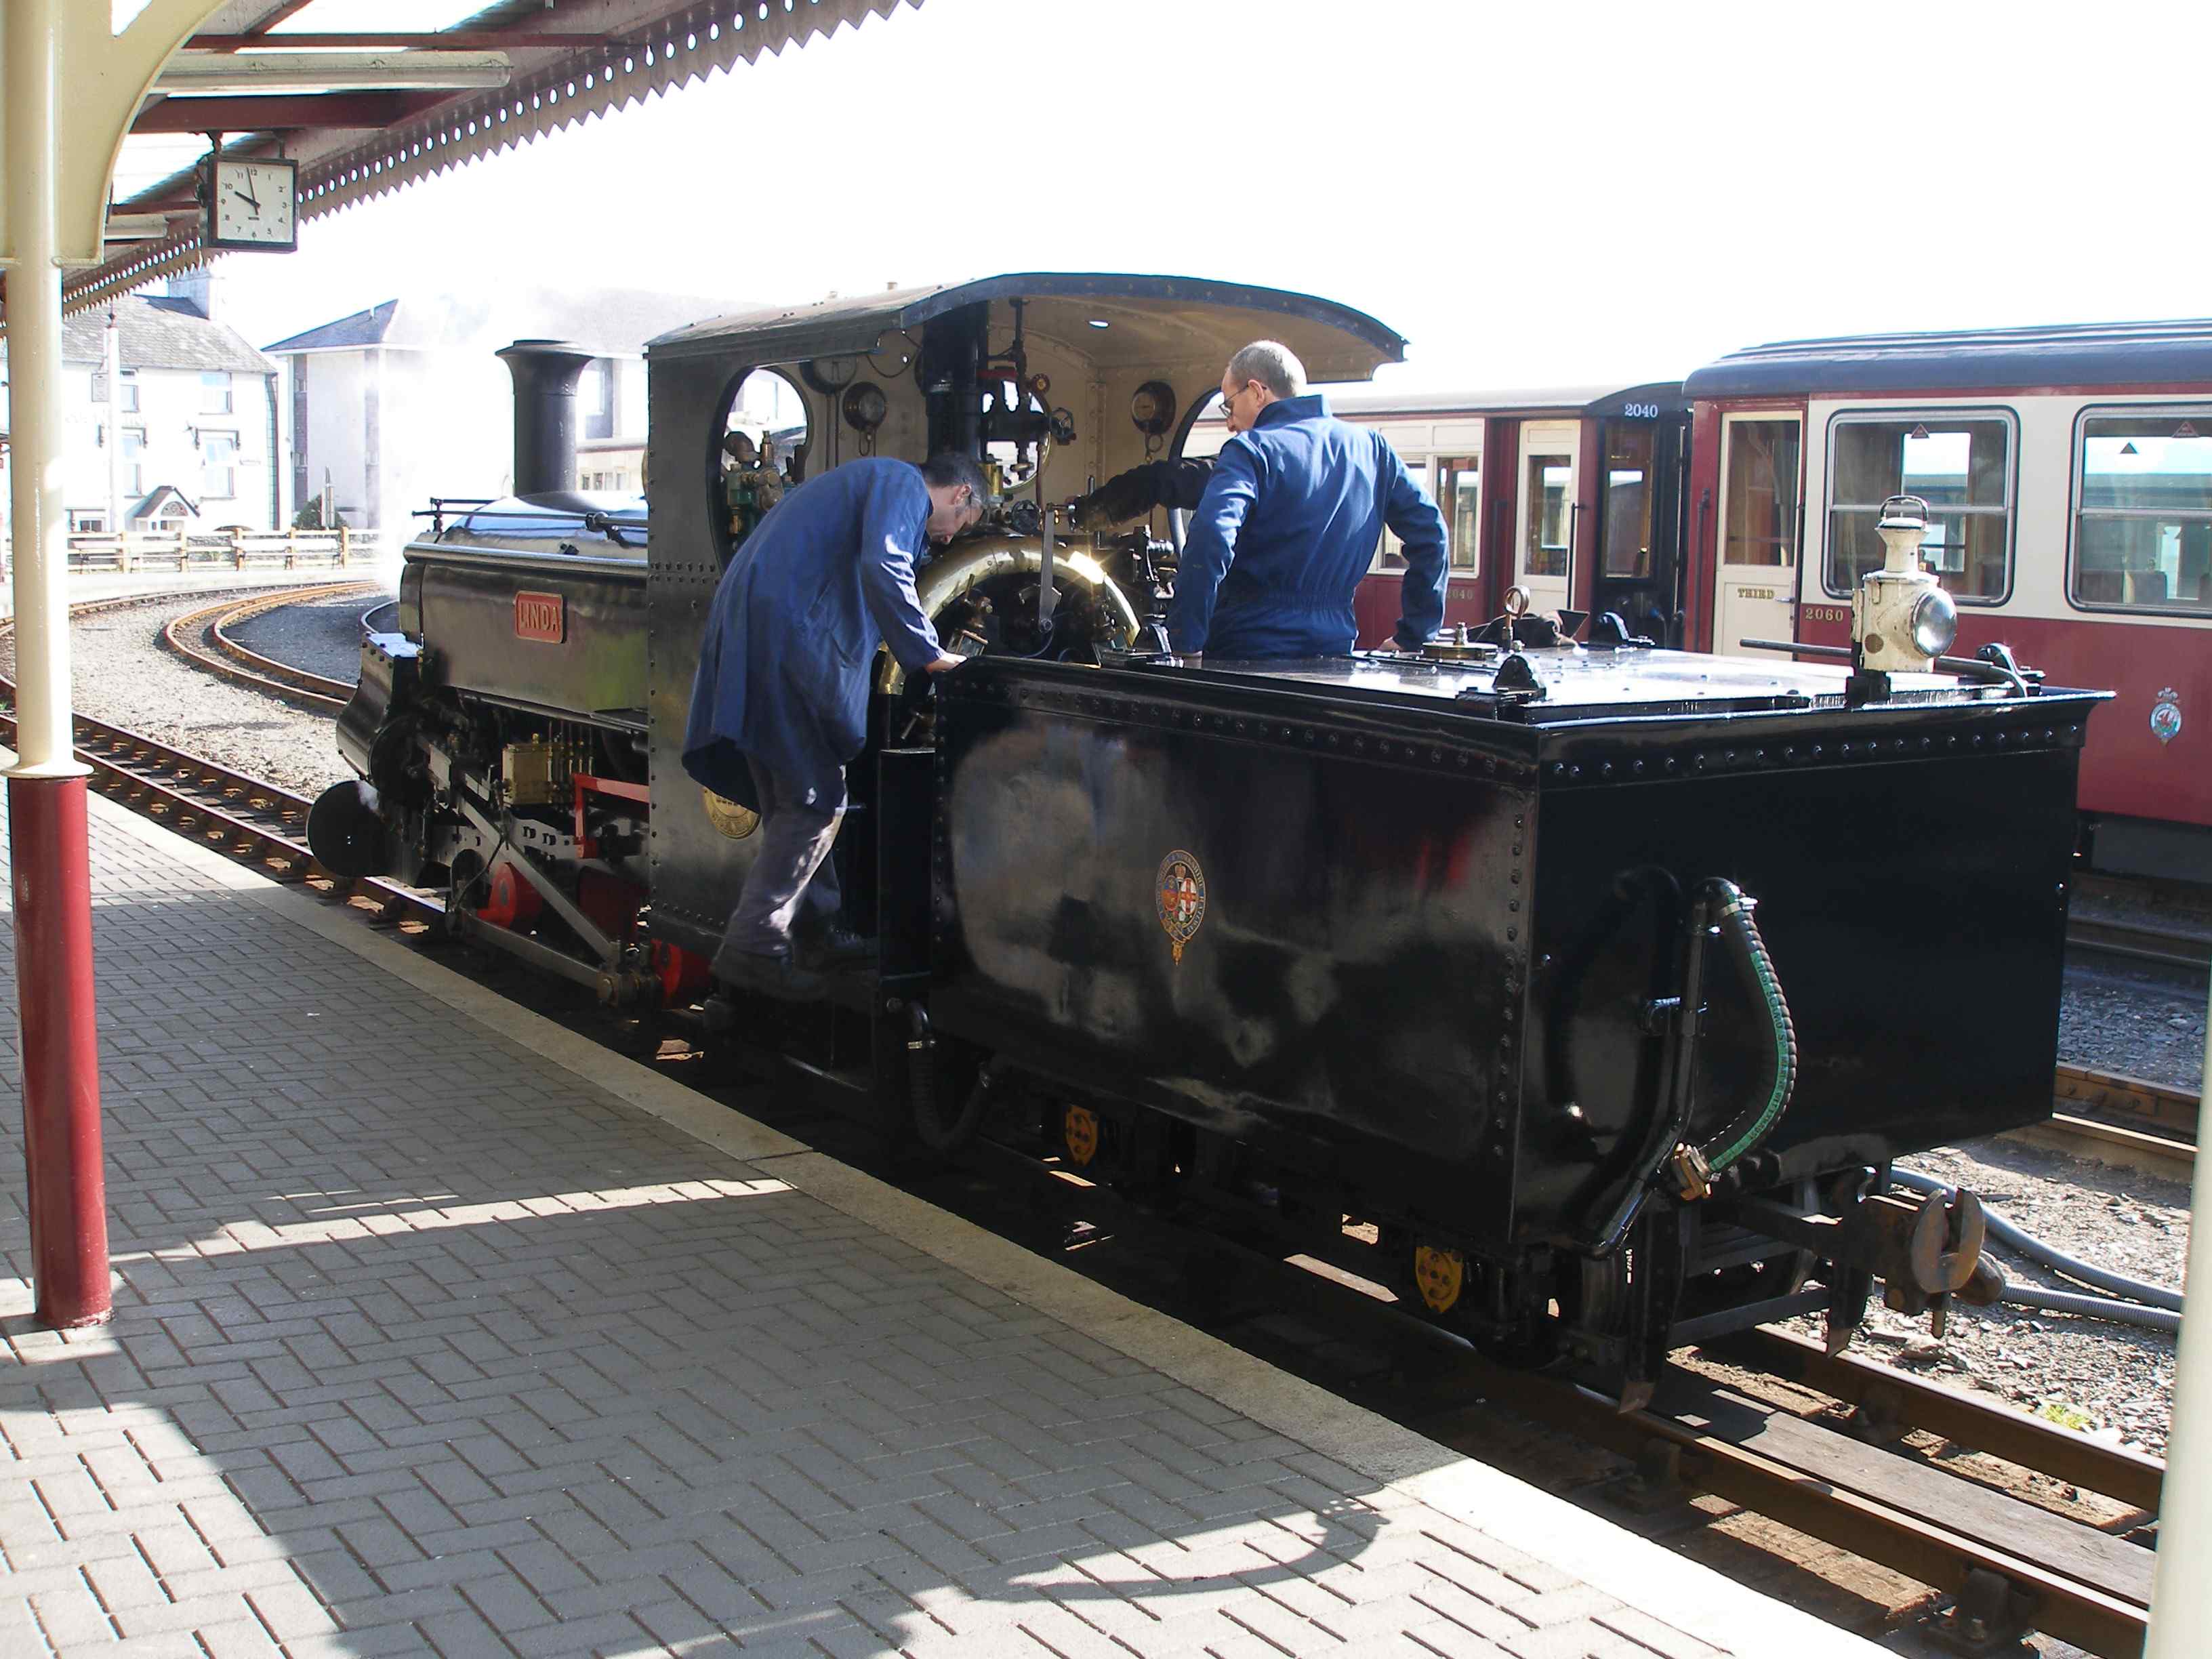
xmin=49 ymin=294 xmax=278 ymax=377
xmin=263 ymin=287 xmax=736 ymax=360
xmin=127 ymin=485 xmax=199 ymax=520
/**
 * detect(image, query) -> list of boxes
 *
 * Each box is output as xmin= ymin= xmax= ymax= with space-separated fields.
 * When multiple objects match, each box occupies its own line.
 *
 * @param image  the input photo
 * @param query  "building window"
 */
xmin=70 ymin=512 xmax=106 ymax=534
xmin=89 ymin=370 xmax=107 ymax=401
xmin=2072 ymin=407 xmax=2212 ymax=612
xmin=581 ymin=359 xmax=616 ymax=441
xmin=123 ymin=428 xmax=146 ymax=494
xmin=120 ymin=373 xmax=139 ymax=413
xmin=201 ymin=371 xmax=232 ymax=414
xmin=203 ymin=432 xmax=238 ymax=499
xmin=1825 ymin=413 xmax=2013 ymax=602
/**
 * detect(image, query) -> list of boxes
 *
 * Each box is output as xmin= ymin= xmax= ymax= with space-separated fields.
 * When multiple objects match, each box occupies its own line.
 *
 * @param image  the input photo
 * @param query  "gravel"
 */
xmin=0 ymin=588 xmax=382 ymax=799
xmin=224 ymin=588 xmax=385 ymax=687
xmin=2060 ymin=957 xmax=2207 ymax=1093
xmin=1786 ymin=1135 xmax=2189 ymax=1458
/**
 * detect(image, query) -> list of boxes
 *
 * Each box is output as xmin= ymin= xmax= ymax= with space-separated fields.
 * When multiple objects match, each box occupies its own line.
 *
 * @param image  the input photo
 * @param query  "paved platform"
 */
xmin=0 ymin=779 xmax=1885 ymax=1659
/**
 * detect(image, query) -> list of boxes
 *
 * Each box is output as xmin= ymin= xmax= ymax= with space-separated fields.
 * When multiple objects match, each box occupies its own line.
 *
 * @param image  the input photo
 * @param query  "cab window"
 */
xmin=2072 ymin=408 xmax=2212 ymax=612
xmin=1825 ymin=413 xmax=2013 ymax=602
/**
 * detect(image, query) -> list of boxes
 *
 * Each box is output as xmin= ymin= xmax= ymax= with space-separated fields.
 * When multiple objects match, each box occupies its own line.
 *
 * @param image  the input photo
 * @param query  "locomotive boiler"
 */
xmin=312 ymin=273 xmax=2107 ymax=1402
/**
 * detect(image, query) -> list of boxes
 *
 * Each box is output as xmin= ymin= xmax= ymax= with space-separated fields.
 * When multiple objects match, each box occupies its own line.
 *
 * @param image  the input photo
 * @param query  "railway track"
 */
xmin=0 ymin=585 xmax=438 ymax=930
xmin=2066 ymin=913 xmax=2212 ymax=974
xmin=158 ymin=580 xmax=373 ymax=712
xmin=1 ymin=582 xmax=2182 ymax=1656
xmin=923 ymin=1140 xmax=2166 ymax=1657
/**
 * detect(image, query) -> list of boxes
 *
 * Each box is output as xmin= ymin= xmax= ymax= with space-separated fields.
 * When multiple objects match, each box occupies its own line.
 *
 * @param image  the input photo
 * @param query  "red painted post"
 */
xmin=9 ymin=775 xmax=110 ymax=1328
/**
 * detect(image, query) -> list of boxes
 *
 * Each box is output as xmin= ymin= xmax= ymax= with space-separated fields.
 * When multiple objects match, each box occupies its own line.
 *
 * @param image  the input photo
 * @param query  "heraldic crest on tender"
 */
xmin=1155 ymin=849 xmax=1207 ymax=966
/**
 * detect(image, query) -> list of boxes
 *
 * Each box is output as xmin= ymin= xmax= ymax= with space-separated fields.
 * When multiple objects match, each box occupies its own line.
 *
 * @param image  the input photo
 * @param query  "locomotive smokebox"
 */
xmin=497 ymin=340 xmax=597 ymax=497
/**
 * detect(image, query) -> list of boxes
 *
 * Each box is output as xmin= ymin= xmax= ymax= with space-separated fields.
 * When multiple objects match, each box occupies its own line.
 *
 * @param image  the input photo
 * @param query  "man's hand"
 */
xmin=924 ymin=653 xmax=966 ymax=674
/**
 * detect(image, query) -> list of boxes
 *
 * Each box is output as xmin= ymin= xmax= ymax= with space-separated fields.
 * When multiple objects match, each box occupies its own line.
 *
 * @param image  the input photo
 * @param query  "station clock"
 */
xmin=204 ymin=157 xmax=299 ymax=251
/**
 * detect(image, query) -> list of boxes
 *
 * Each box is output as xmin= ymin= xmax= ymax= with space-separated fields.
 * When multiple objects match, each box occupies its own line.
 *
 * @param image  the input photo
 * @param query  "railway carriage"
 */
xmin=1679 ymin=321 xmax=2212 ymax=882
xmin=1181 ymin=383 xmax=1694 ymax=650
xmin=314 ymin=273 xmax=2106 ymax=1403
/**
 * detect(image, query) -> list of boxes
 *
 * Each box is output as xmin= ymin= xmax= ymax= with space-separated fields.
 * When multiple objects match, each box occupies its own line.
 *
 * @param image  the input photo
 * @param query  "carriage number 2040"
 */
xmin=1621 ymin=403 xmax=1662 ymax=419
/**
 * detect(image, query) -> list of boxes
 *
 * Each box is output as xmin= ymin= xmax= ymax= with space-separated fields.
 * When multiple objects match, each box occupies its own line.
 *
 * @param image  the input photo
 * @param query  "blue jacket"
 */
xmin=682 ymin=458 xmax=943 ymax=813
xmin=1170 ymin=393 xmax=1448 ymax=659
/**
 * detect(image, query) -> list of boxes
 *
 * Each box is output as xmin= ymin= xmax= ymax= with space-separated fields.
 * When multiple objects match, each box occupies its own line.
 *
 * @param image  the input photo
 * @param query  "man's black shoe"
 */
xmin=798 ymin=927 xmax=876 ymax=970
xmin=714 ymin=950 xmax=823 ymax=1002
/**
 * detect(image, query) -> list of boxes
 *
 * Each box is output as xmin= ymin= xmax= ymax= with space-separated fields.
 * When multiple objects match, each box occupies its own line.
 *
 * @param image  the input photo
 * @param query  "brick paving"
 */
xmin=0 ymin=798 xmax=1868 ymax=1658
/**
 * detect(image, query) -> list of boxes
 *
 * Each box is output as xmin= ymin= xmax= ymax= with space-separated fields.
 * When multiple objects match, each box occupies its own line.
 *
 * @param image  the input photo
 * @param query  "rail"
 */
xmin=159 ymin=583 xmax=372 ymax=712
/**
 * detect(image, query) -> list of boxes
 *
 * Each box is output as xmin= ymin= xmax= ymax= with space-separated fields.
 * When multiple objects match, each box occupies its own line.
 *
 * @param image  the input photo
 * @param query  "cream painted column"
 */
xmin=2145 ymin=989 xmax=2212 ymax=1654
xmin=1 ymin=0 xmax=239 ymax=1327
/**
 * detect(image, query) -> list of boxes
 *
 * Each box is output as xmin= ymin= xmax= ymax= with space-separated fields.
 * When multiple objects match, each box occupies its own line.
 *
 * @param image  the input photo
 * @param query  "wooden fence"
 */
xmin=51 ymin=527 xmax=358 ymax=572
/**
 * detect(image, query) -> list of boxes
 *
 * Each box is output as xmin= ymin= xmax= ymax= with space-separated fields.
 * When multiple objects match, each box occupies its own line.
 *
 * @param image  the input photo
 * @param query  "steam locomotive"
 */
xmin=311 ymin=274 xmax=2105 ymax=1403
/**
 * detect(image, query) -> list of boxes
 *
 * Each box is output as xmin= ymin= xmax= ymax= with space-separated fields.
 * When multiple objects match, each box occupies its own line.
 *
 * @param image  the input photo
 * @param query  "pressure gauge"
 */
xmin=1130 ymin=380 xmax=1177 ymax=438
xmin=801 ymin=356 xmax=859 ymax=394
xmin=841 ymin=382 xmax=888 ymax=435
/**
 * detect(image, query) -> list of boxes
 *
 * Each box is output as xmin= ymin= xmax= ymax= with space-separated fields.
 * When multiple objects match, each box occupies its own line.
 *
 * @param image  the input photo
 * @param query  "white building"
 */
xmin=264 ymin=287 xmax=731 ymax=537
xmin=0 ymin=270 xmax=283 ymax=538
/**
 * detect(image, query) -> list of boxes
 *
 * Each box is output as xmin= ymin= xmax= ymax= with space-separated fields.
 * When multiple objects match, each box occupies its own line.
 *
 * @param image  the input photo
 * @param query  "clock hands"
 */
xmin=230 ymin=188 xmax=262 ymax=218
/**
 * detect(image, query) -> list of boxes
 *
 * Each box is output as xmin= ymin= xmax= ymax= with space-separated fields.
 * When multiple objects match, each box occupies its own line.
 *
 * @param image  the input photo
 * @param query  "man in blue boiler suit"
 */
xmin=682 ymin=453 xmax=985 ymax=997
xmin=1071 ymin=340 xmax=1448 ymax=662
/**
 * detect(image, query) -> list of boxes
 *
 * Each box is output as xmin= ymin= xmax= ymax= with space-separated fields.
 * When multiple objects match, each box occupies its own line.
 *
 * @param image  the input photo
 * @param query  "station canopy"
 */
xmin=75 ymin=0 xmax=919 ymax=314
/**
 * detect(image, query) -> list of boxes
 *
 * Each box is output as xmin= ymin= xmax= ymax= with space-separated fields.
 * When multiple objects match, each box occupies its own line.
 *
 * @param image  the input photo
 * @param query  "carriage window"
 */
xmin=1603 ymin=426 xmax=1654 ymax=577
xmin=1826 ymin=414 xmax=2011 ymax=602
xmin=1723 ymin=419 xmax=1799 ymax=567
xmin=2073 ymin=410 xmax=2212 ymax=611
xmin=1439 ymin=455 xmax=1480 ymax=573
xmin=1372 ymin=453 xmax=1427 ymax=573
xmin=1524 ymin=453 xmax=1572 ymax=577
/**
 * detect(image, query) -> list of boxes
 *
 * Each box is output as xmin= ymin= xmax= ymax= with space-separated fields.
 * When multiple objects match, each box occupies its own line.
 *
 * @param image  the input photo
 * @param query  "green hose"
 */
xmin=1696 ymin=880 xmax=1798 ymax=1175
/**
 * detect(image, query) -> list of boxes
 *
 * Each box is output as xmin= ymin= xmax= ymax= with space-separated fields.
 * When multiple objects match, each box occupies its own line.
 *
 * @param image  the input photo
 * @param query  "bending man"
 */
xmin=682 ymin=453 xmax=983 ymax=996
xmin=1167 ymin=340 xmax=1446 ymax=661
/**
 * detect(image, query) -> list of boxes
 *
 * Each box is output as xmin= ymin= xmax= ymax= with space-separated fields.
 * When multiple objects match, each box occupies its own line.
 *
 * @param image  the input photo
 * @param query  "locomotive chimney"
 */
xmin=496 ymin=340 xmax=597 ymax=498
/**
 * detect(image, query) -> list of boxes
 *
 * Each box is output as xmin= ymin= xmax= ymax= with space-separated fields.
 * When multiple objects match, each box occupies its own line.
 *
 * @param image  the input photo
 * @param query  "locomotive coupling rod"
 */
xmin=452 ymin=796 xmax=621 ymax=968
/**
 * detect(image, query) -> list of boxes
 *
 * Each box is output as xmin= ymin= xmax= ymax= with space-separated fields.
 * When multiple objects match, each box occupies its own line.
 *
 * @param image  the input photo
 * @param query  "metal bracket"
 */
xmin=452 ymin=794 xmax=621 ymax=968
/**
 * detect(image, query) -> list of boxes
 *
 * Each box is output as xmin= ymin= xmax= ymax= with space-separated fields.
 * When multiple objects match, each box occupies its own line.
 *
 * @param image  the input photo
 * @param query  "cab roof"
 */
xmin=647 ymin=272 xmax=1406 ymax=385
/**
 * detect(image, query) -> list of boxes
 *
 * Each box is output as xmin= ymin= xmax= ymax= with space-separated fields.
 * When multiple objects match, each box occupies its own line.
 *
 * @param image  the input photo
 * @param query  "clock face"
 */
xmin=209 ymin=159 xmax=298 ymax=250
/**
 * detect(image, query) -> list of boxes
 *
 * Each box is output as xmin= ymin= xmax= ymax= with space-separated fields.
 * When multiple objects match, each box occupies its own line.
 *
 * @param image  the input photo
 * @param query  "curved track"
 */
xmin=158 ymin=581 xmax=374 ymax=712
xmin=0 ymin=586 xmax=438 ymax=929
xmin=0 ymin=583 xmax=2177 ymax=1656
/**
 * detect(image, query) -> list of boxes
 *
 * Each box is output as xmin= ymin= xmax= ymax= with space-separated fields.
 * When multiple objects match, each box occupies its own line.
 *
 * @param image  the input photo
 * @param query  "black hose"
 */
xmin=1692 ymin=879 xmax=1798 ymax=1176
xmin=911 ymin=1022 xmax=996 ymax=1154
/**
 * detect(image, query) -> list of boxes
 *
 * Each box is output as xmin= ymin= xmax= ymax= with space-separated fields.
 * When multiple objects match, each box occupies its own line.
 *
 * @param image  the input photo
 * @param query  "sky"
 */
xmin=189 ymin=0 xmax=2212 ymax=395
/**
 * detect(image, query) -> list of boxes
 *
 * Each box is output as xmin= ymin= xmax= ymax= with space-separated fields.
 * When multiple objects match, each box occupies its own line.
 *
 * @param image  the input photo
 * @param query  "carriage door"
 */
xmin=1514 ymin=421 xmax=1578 ymax=617
xmin=1713 ymin=414 xmax=1802 ymax=655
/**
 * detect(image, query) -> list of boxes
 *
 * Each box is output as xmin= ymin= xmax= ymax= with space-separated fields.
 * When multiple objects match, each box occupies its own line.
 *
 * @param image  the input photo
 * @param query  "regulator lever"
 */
xmin=1038 ymin=510 xmax=1059 ymax=638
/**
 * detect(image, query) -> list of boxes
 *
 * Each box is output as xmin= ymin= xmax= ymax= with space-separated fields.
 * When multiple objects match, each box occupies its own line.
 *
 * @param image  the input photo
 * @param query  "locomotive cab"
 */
xmin=636 ymin=275 xmax=1410 ymax=985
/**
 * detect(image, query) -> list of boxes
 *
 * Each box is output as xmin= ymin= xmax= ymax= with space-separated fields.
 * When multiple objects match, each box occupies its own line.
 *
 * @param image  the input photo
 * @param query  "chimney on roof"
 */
xmin=166 ymin=267 xmax=217 ymax=321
